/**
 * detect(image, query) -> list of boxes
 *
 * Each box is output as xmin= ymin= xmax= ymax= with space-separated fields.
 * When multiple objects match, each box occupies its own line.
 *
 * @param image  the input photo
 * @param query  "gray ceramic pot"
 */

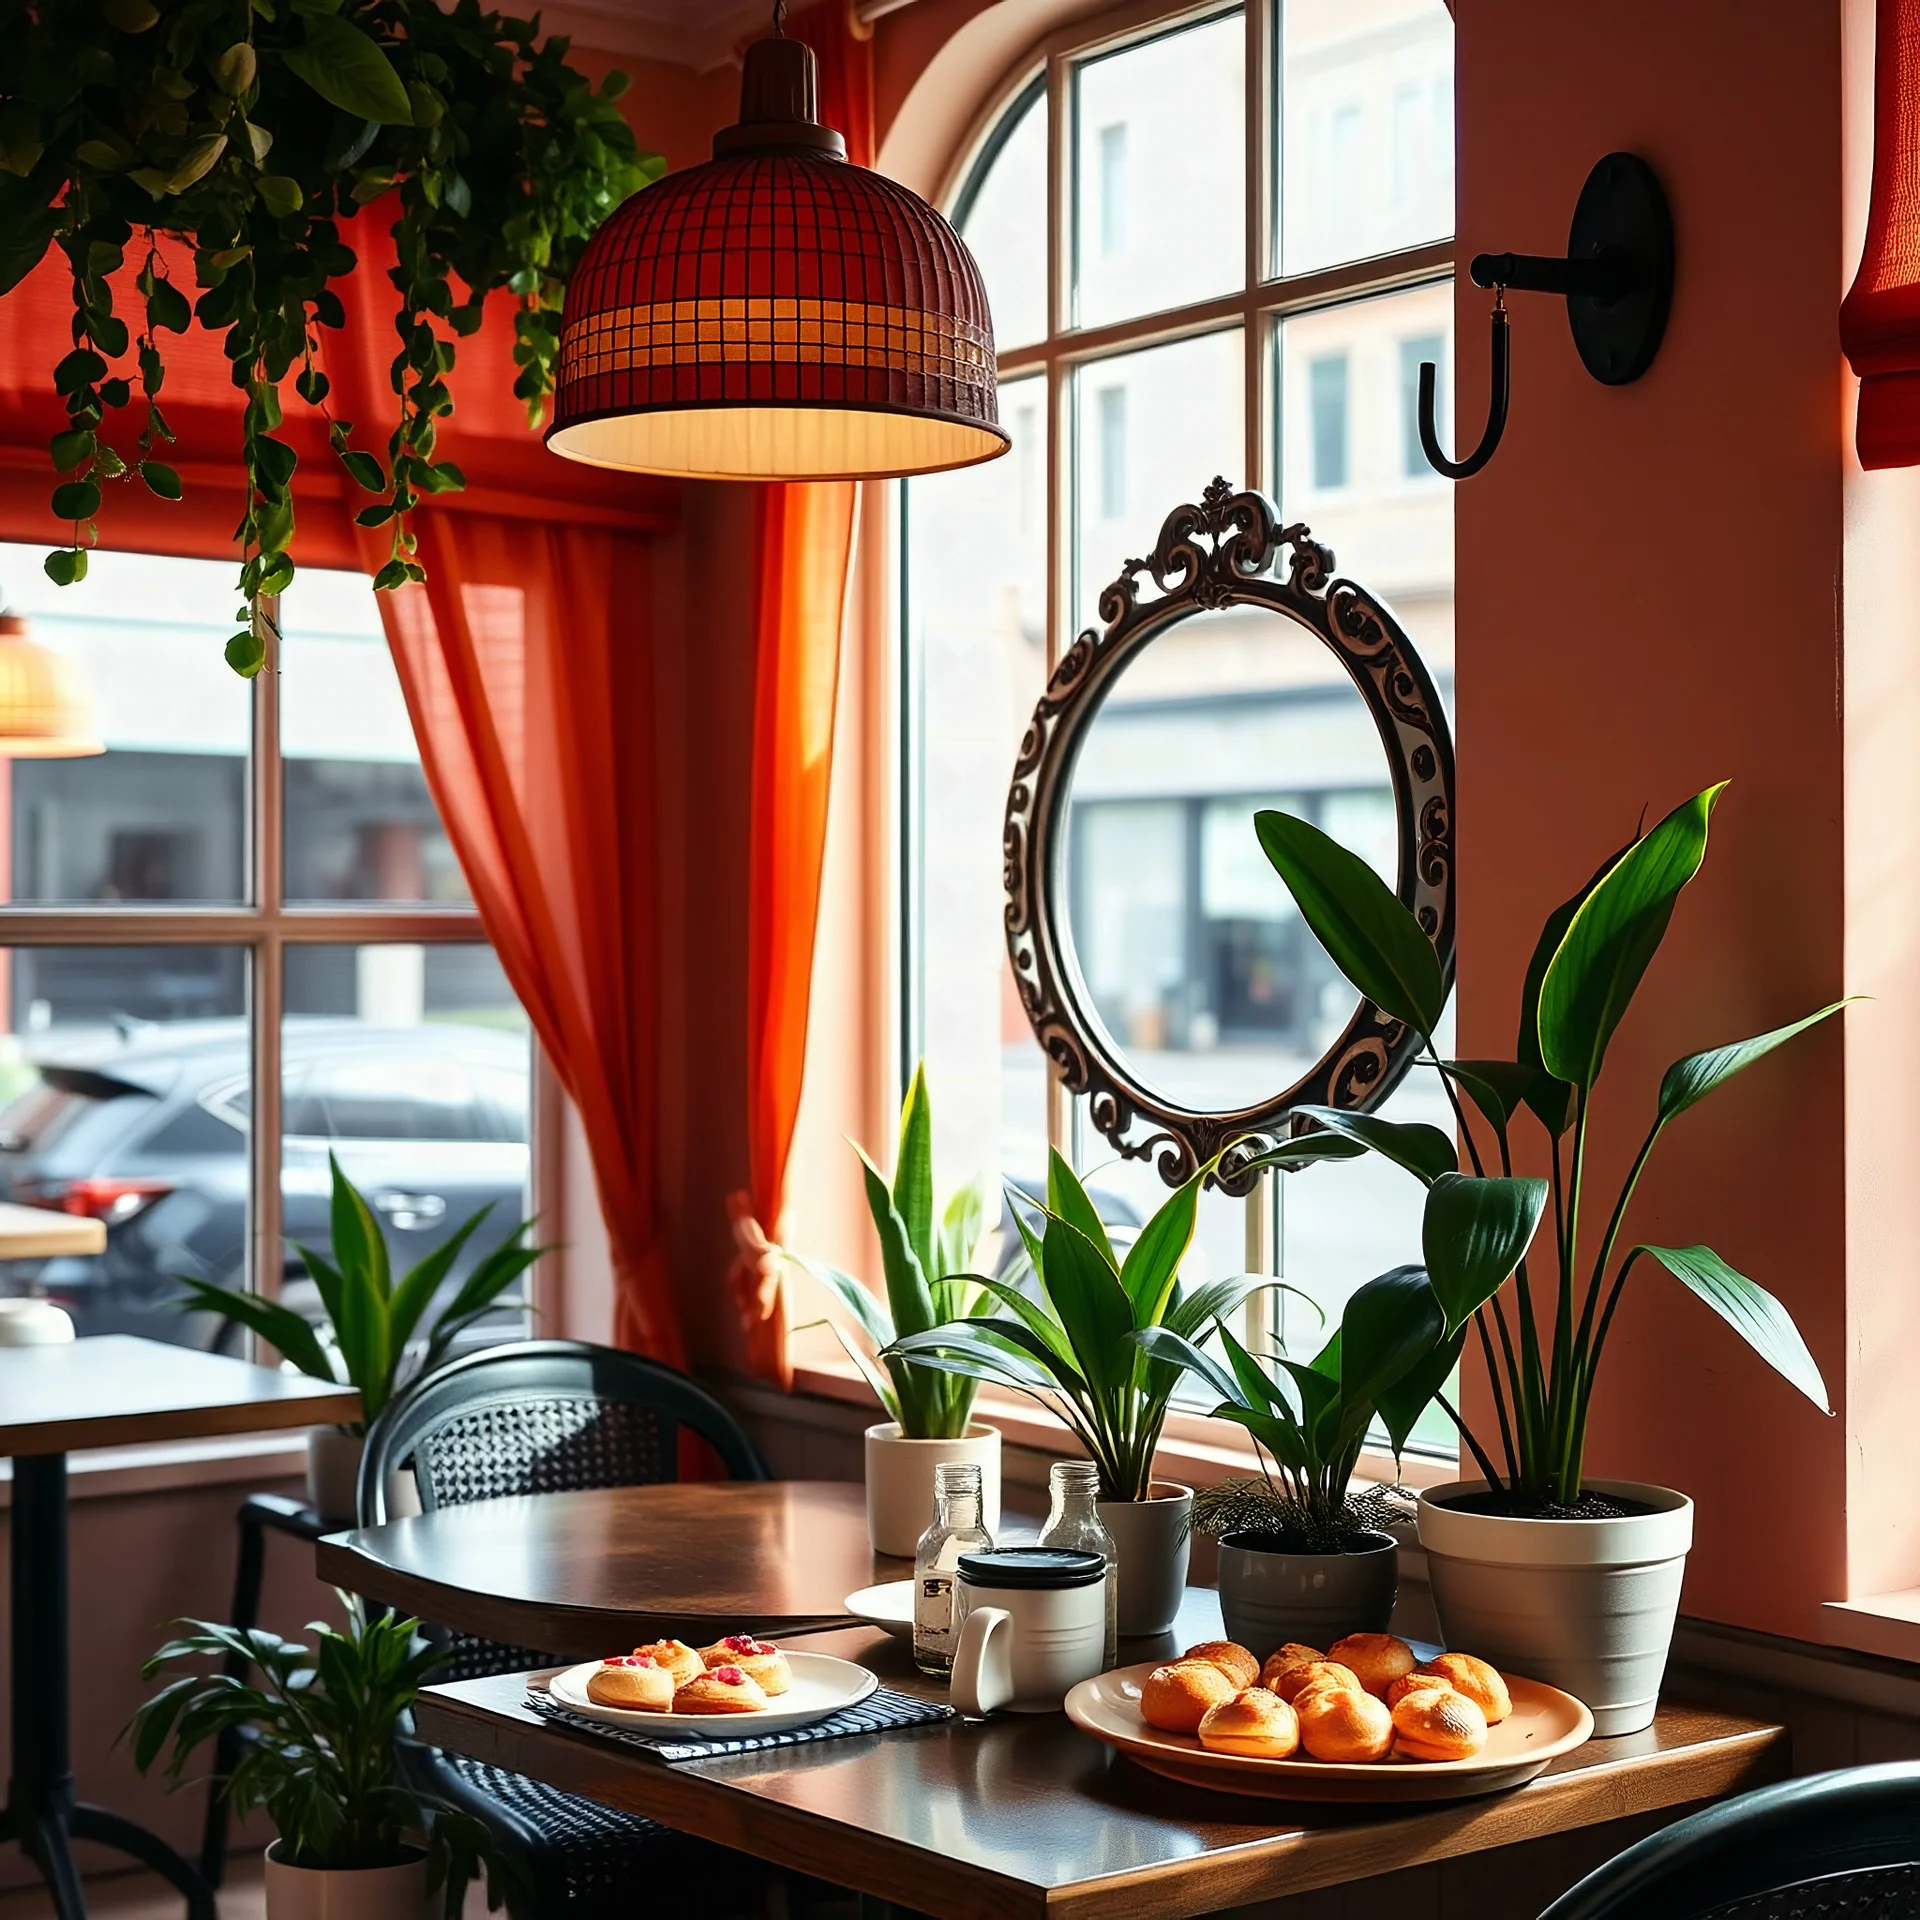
xmin=1097 ymin=1482 xmax=1193 ymax=1637
xmin=1215 ymin=1529 xmax=1398 ymax=1661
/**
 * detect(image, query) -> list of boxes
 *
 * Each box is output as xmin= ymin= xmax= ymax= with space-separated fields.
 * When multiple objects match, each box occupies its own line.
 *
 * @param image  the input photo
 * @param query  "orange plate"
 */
xmin=1065 ymin=1662 xmax=1593 ymax=1803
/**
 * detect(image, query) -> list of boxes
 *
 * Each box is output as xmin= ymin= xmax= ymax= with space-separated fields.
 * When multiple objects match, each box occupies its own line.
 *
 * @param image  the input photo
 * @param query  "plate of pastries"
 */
xmin=551 ymin=1633 xmax=878 ymax=1736
xmin=1064 ymin=1631 xmax=1593 ymax=1803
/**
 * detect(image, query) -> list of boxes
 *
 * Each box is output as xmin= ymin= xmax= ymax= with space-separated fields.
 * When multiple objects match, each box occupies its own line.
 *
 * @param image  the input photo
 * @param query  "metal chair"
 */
xmin=356 ymin=1340 xmax=781 ymax=1919
xmin=1537 ymin=1761 xmax=1920 ymax=1919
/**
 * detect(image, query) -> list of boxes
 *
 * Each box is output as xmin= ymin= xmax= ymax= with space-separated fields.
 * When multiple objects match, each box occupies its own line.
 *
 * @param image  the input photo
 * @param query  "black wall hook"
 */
xmin=1418 ymin=151 xmax=1674 ymax=480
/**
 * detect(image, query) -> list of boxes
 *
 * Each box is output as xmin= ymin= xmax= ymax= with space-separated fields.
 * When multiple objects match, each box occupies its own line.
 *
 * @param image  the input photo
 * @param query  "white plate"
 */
xmin=843 ymin=1579 xmax=915 ymax=1641
xmin=551 ymin=1651 xmax=879 ymax=1736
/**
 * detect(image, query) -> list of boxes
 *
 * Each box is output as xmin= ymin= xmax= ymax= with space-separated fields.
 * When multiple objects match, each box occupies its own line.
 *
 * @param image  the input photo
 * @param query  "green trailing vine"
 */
xmin=0 ymin=0 xmax=661 ymax=674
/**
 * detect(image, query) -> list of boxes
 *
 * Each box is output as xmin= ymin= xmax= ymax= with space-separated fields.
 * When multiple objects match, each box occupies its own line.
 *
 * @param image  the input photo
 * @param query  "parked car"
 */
xmin=0 ymin=1017 xmax=531 ymax=1353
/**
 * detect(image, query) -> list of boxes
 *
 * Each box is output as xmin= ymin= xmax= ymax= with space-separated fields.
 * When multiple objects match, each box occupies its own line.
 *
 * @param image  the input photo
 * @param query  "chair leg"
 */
xmin=199 ymin=1505 xmax=267 ymax=1890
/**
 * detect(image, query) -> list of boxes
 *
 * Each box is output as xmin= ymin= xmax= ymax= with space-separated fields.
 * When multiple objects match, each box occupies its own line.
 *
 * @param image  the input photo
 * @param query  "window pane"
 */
xmin=0 ymin=944 xmax=249 ymax=1347
xmin=1281 ymin=0 xmax=1454 ymax=276
xmin=280 ymin=567 xmax=470 ymax=905
xmin=282 ymin=944 xmax=530 ymax=1355
xmin=1073 ymin=330 xmax=1243 ymax=615
xmin=0 ymin=545 xmax=248 ymax=903
xmin=957 ymin=77 xmax=1048 ymax=352
xmin=1074 ymin=12 xmax=1244 ymax=327
xmin=903 ymin=376 xmax=1049 ymax=1208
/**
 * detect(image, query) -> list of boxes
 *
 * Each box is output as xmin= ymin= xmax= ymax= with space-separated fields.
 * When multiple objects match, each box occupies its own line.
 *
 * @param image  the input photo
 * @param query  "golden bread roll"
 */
xmin=1140 ymin=1659 xmax=1239 ymax=1735
xmin=1419 ymin=1652 xmax=1512 ymax=1725
xmin=1196 ymin=1688 xmax=1299 ymax=1759
xmin=1269 ymin=1660 xmax=1361 ymax=1707
xmin=630 ymin=1639 xmax=704 ymax=1688
xmin=672 ymin=1663 xmax=770 ymax=1714
xmin=1392 ymin=1685 xmax=1489 ymax=1761
xmin=1182 ymin=1640 xmax=1260 ymax=1690
xmin=585 ymin=1654 xmax=674 ymax=1711
xmin=1257 ymin=1643 xmax=1326 ymax=1690
xmin=1326 ymin=1632 xmax=1417 ymax=1700
xmin=1387 ymin=1669 xmax=1456 ymax=1710
xmin=1296 ymin=1685 xmax=1394 ymax=1762
xmin=698 ymin=1633 xmax=793 ymax=1696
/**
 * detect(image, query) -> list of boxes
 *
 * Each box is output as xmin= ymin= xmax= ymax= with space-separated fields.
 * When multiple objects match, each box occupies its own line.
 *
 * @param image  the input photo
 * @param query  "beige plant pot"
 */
xmin=305 ymin=1426 xmax=422 ymax=1527
xmin=264 ymin=1842 xmax=428 ymax=1920
xmin=864 ymin=1421 xmax=1001 ymax=1557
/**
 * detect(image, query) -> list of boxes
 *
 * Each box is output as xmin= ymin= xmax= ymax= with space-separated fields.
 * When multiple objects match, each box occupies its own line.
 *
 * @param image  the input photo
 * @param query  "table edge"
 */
xmin=0 ymin=1386 xmax=361 ymax=1458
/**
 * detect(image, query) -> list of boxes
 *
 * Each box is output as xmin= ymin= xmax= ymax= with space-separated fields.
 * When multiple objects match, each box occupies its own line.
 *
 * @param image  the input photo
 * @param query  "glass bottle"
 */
xmin=912 ymin=1462 xmax=994 ymax=1676
xmin=1036 ymin=1459 xmax=1118 ymax=1667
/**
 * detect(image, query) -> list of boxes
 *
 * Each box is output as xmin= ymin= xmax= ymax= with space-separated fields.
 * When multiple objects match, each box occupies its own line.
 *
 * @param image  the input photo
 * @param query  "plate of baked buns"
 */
xmin=551 ymin=1633 xmax=878 ymax=1736
xmin=1065 ymin=1632 xmax=1592 ymax=1803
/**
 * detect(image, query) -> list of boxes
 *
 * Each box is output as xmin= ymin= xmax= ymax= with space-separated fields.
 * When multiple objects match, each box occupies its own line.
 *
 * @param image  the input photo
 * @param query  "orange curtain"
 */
xmin=728 ymin=1 xmax=873 ymax=1387
xmin=366 ymin=513 xmax=686 ymax=1365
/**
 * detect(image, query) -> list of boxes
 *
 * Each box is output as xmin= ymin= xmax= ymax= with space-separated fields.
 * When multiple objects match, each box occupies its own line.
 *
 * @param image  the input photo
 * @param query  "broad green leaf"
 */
xmin=1040 ymin=1212 xmax=1134 ymax=1395
xmin=1045 ymin=1149 xmax=1117 ymax=1271
xmin=1117 ymin=1169 xmax=1201 ymax=1325
xmin=1165 ymin=1273 xmax=1317 ymax=1343
xmin=1336 ymin=1265 xmax=1445 ymax=1449
xmin=1214 ymin=1321 xmax=1290 ymax=1414
xmin=786 ymin=1252 xmax=893 ymax=1353
xmin=966 ymin=1274 xmax=1084 ymax=1385
xmin=938 ymin=1168 xmax=992 ymax=1279
xmin=1442 ymin=1060 xmax=1539 ymax=1133
xmin=1230 ymin=1132 xmax=1369 ymax=1174
xmin=1658 ymin=1001 xmax=1854 ymax=1124
xmin=1293 ymin=1103 xmax=1457 ymax=1187
xmin=1421 ymin=1172 xmax=1548 ymax=1334
xmin=1538 ymin=785 xmax=1725 ymax=1088
xmin=283 ymin=13 xmax=414 ymax=125
xmin=858 ymin=1151 xmax=935 ymax=1339
xmin=891 ymin=1065 xmax=936 ymax=1285
xmin=797 ymin=1315 xmax=899 ymax=1426
xmin=1637 ymin=1244 xmax=1830 ymax=1413
xmin=1254 ymin=808 xmax=1445 ymax=1036
xmin=885 ymin=1326 xmax=1060 ymax=1395
xmin=1214 ymin=1401 xmax=1311 ymax=1477
xmin=1376 ymin=1324 xmax=1465 ymax=1457
xmin=1518 ymin=840 xmax=1633 ymax=1133
xmin=385 ymin=1205 xmax=490 ymax=1355
xmin=171 ymin=1275 xmax=335 ymax=1385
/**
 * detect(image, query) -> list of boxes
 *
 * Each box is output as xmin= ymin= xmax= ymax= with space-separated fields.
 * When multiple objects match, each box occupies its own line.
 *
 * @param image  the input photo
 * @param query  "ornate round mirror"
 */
xmin=1003 ymin=479 xmax=1455 ymax=1195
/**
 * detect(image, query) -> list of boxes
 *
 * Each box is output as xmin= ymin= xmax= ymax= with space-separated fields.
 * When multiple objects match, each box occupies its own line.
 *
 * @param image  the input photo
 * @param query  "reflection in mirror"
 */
xmin=1062 ymin=605 xmax=1393 ymax=1115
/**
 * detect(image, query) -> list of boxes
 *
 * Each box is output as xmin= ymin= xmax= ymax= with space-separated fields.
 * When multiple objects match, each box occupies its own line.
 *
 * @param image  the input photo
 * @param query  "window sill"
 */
xmin=1820 ymin=1592 xmax=1920 ymax=1666
xmin=0 ymin=1430 xmax=310 ymax=1507
xmin=781 ymin=1357 xmax=1460 ymax=1494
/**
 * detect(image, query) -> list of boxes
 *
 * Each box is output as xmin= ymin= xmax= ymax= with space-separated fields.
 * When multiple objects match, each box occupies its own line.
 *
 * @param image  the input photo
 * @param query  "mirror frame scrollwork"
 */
xmin=1002 ymin=478 xmax=1457 ymax=1197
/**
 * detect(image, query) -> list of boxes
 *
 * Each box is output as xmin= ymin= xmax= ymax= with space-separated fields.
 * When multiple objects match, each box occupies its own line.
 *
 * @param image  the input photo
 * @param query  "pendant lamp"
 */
xmin=0 ymin=613 xmax=102 ymax=758
xmin=546 ymin=13 xmax=1008 ymax=483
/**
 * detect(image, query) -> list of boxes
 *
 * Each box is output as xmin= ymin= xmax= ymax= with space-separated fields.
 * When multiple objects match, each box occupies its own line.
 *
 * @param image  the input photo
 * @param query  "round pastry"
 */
xmin=1268 ymin=1660 xmax=1361 ymax=1707
xmin=1196 ymin=1688 xmax=1299 ymax=1759
xmin=1183 ymin=1640 xmax=1260 ymax=1691
xmin=699 ymin=1633 xmax=793 ymax=1696
xmin=1419 ymin=1652 xmax=1513 ymax=1725
xmin=1257 ymin=1643 xmax=1326 ymax=1690
xmin=1387 ymin=1669 xmax=1456 ymax=1710
xmin=1296 ymin=1685 xmax=1394 ymax=1763
xmin=585 ymin=1653 xmax=674 ymax=1712
xmin=1140 ymin=1659 xmax=1239 ymax=1735
xmin=673 ymin=1664 xmax=770 ymax=1715
xmin=1392 ymin=1685 xmax=1490 ymax=1762
xmin=629 ymin=1639 xmax=704 ymax=1688
xmin=1326 ymin=1632 xmax=1418 ymax=1700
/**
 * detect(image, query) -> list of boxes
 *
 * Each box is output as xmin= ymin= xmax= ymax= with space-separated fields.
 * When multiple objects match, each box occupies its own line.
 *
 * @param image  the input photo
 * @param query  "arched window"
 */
xmin=901 ymin=0 xmax=1454 ymax=1438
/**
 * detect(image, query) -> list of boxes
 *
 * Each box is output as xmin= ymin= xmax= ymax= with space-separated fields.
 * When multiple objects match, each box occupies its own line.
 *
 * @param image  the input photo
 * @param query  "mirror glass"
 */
xmin=1061 ymin=604 xmax=1394 ymax=1113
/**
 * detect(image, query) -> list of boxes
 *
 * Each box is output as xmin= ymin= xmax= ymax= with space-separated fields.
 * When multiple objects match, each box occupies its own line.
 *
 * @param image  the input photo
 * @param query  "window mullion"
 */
xmin=250 ymin=598 xmax=284 ymax=1328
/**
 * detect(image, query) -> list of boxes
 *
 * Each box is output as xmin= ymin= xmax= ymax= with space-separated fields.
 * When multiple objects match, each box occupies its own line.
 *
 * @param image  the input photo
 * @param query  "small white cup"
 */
xmin=0 ymin=1298 xmax=75 ymax=1346
xmin=949 ymin=1547 xmax=1107 ymax=1716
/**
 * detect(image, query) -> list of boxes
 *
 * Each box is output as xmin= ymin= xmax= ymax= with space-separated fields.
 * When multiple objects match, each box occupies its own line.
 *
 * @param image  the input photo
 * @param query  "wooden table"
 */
xmin=0 ymin=1335 xmax=360 ymax=1920
xmin=329 ymin=1483 xmax=1789 ymax=1919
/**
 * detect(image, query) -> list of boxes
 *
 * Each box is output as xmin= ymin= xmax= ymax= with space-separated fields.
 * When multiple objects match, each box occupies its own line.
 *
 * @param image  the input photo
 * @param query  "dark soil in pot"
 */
xmin=1434 ymin=1488 xmax=1661 ymax=1522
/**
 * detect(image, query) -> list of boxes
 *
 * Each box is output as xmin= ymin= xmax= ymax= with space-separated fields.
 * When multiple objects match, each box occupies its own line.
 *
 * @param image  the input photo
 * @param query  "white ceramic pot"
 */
xmin=264 ymin=1842 xmax=427 ymax=1920
xmin=1097 ymin=1481 xmax=1193 ymax=1638
xmin=1416 ymin=1477 xmax=1693 ymax=1737
xmin=305 ymin=1426 xmax=422 ymax=1528
xmin=864 ymin=1421 xmax=1001 ymax=1557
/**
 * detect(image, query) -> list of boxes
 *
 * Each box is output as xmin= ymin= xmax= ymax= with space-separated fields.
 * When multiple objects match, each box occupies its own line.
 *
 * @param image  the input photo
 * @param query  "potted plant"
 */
xmin=176 ymin=1155 xmax=542 ymax=1524
xmin=887 ymin=1149 xmax=1267 ymax=1636
xmin=129 ymin=1597 xmax=515 ymax=1919
xmin=1252 ymin=782 xmax=1840 ymax=1732
xmin=0 ymin=0 xmax=657 ymax=672
xmin=1139 ymin=1264 xmax=1457 ymax=1660
xmin=784 ymin=1064 xmax=1006 ymax=1556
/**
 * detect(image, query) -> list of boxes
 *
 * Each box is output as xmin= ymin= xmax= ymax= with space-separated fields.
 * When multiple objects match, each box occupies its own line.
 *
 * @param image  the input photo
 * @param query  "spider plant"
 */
xmin=127 ymin=1596 xmax=520 ymax=1915
xmin=1252 ymin=781 xmax=1841 ymax=1512
xmin=1138 ymin=1263 xmax=1457 ymax=1552
xmin=783 ymin=1063 xmax=1001 ymax=1439
xmin=884 ymin=1147 xmax=1286 ymax=1501
xmin=174 ymin=1155 xmax=543 ymax=1431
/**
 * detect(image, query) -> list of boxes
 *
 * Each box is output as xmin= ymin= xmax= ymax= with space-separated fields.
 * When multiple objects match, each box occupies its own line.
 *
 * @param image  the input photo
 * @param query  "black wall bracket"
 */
xmin=1419 ymin=151 xmax=1674 ymax=479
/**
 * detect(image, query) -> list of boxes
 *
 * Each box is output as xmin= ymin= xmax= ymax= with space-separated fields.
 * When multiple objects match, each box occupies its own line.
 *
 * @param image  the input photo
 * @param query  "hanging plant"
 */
xmin=0 ymin=0 xmax=660 ymax=674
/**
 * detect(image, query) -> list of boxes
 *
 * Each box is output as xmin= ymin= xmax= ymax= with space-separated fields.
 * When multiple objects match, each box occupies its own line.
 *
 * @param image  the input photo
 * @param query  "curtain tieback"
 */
xmin=727 ymin=1189 xmax=783 ymax=1329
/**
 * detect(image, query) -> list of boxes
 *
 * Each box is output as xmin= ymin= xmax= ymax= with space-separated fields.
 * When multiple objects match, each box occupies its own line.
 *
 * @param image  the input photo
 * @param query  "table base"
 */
xmin=5 ymin=1454 xmax=215 ymax=1920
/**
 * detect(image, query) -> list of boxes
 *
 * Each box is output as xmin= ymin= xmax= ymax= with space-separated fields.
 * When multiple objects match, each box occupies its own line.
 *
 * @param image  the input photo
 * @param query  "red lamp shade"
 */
xmin=1842 ymin=0 xmax=1920 ymax=468
xmin=547 ymin=34 xmax=1008 ymax=483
